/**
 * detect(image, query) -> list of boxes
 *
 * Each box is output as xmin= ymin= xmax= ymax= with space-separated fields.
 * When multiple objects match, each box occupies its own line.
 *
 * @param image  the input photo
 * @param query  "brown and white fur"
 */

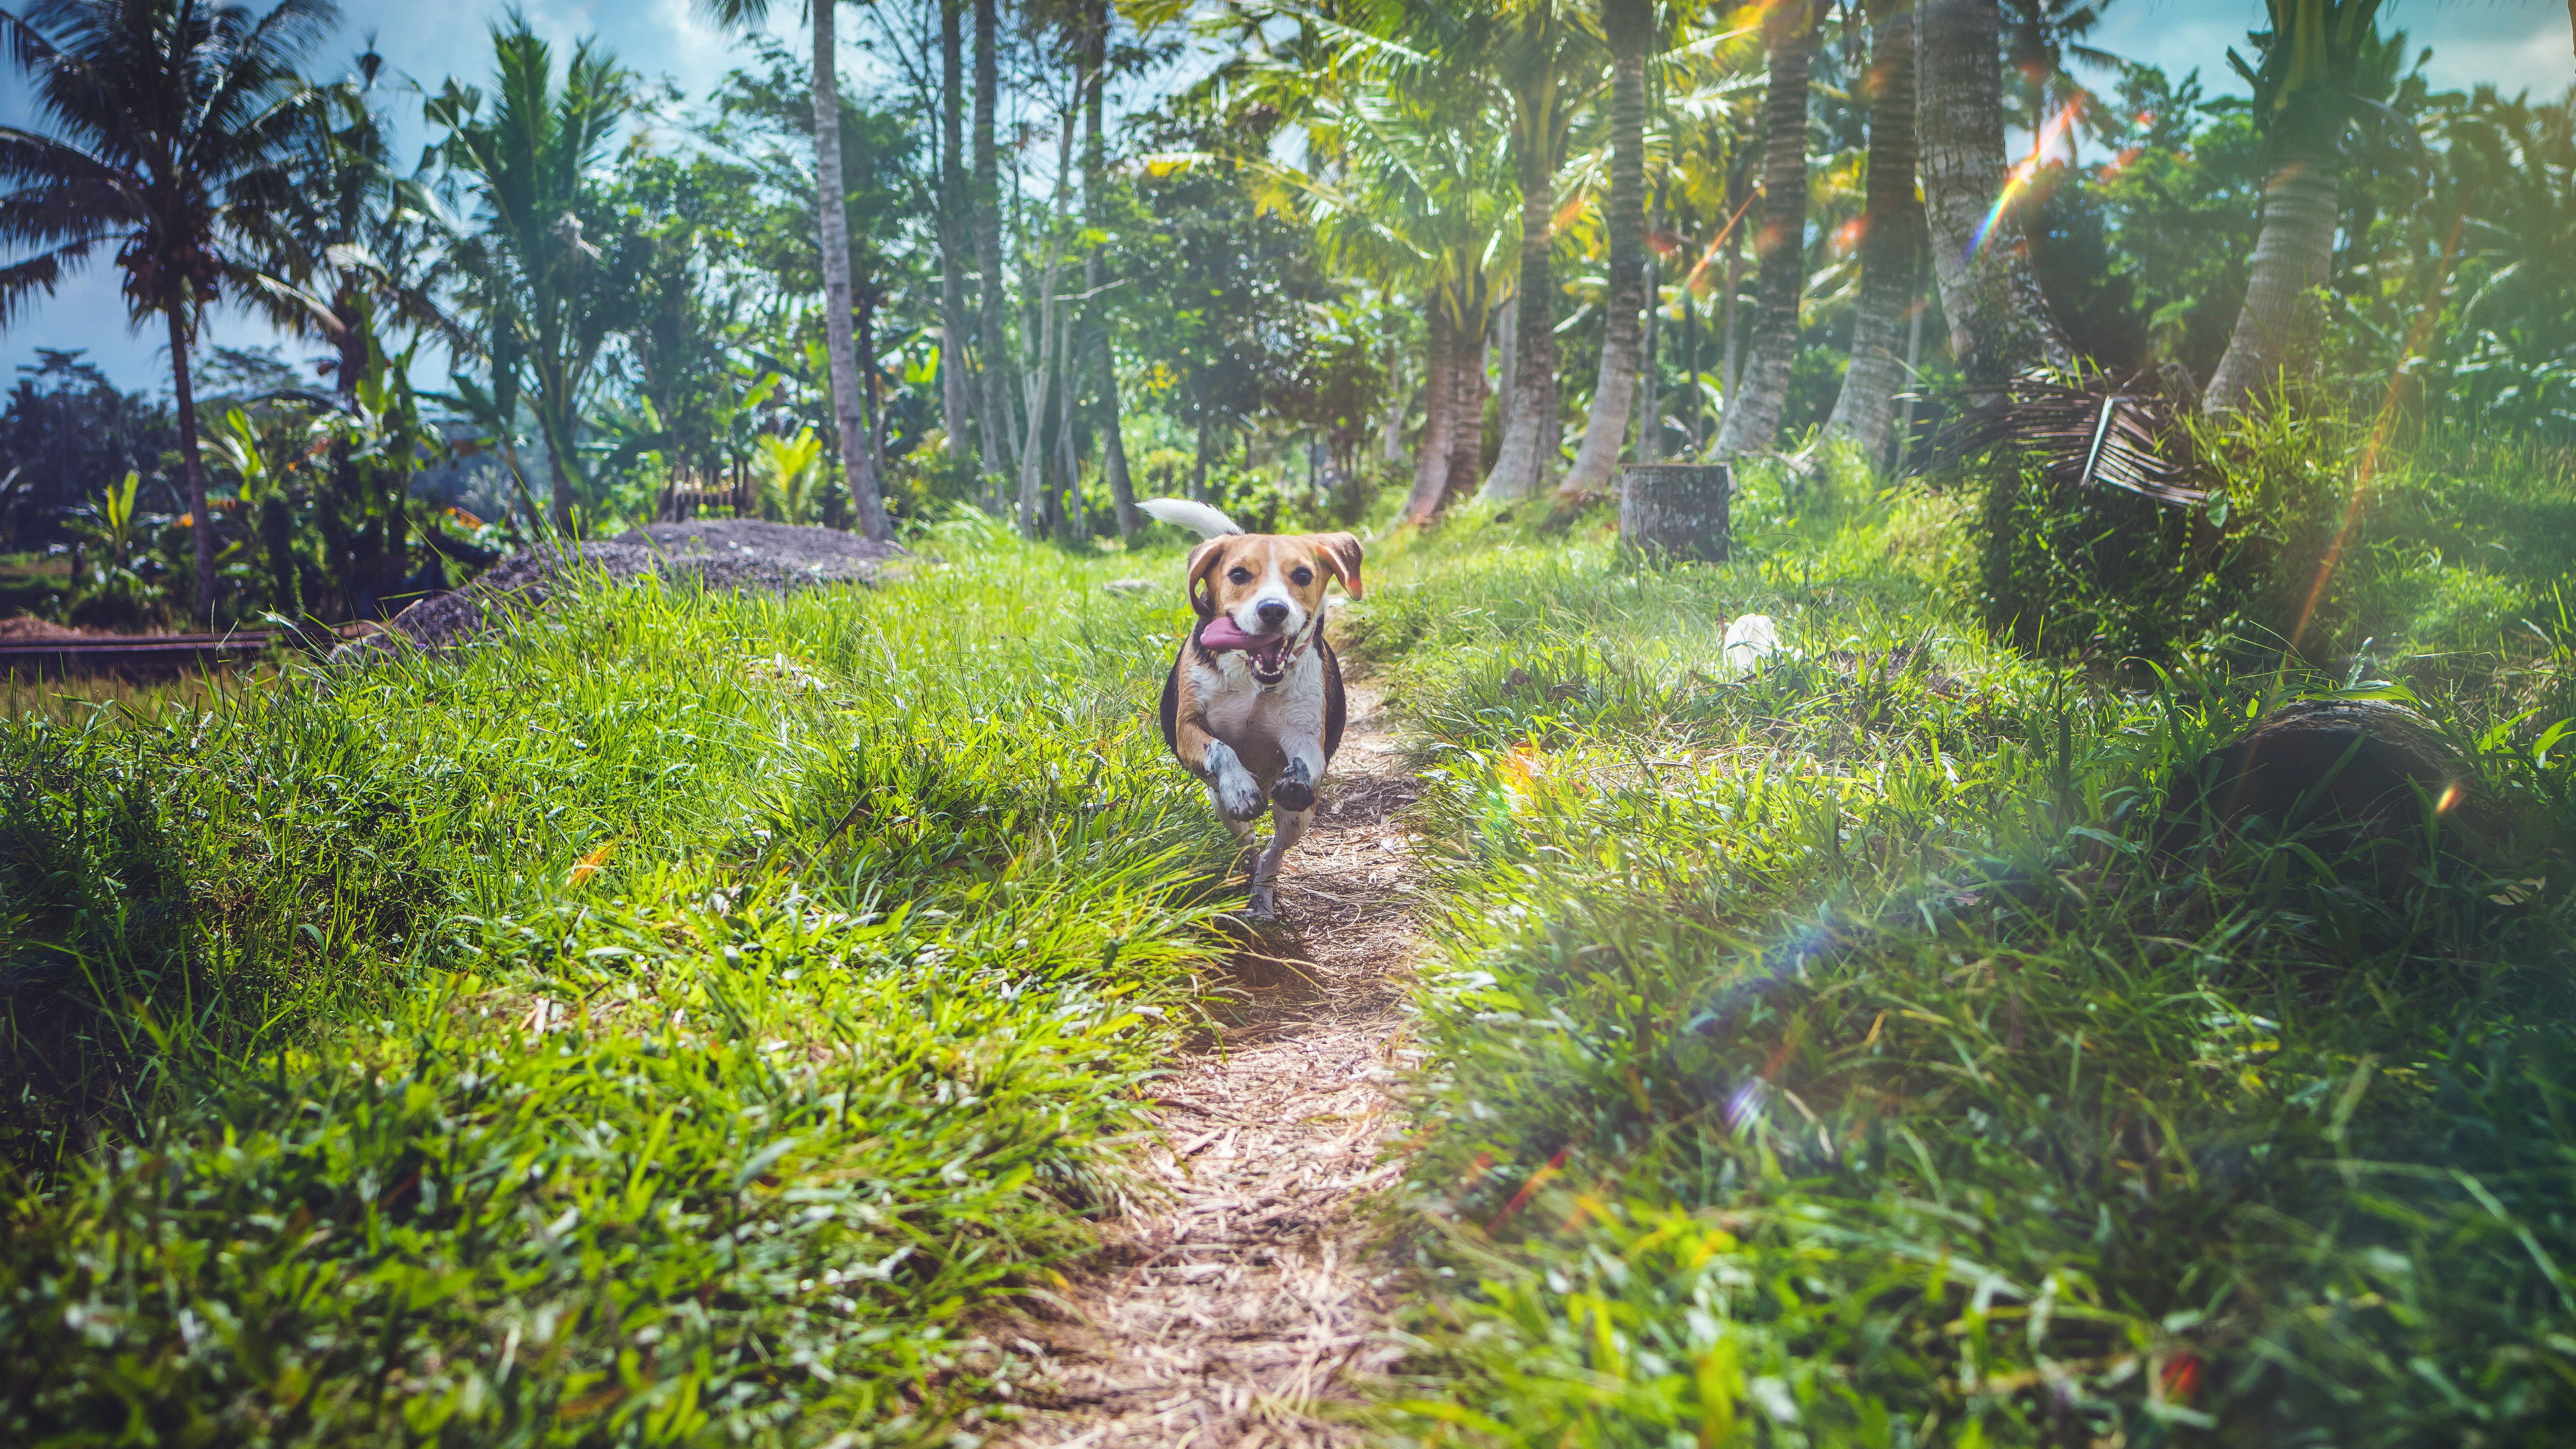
xmin=1143 ymin=498 xmax=1362 ymax=918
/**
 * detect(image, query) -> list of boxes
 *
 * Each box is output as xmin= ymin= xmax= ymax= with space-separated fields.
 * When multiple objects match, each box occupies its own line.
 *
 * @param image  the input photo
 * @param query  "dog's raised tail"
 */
xmin=1138 ymin=498 xmax=1243 ymax=539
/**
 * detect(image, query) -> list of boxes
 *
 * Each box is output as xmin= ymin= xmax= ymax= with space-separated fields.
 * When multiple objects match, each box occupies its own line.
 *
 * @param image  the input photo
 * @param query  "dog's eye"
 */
xmin=1289 ymin=568 xmax=1313 ymax=586
xmin=1227 ymin=567 xmax=1253 ymax=584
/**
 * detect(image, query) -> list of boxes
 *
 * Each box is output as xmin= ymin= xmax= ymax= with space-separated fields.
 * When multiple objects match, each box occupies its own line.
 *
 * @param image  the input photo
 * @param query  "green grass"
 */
xmin=1 ymin=520 xmax=1232 ymax=1446
xmin=7 ymin=437 xmax=2573 ymax=1448
xmin=1350 ymin=461 xmax=2576 ymax=1446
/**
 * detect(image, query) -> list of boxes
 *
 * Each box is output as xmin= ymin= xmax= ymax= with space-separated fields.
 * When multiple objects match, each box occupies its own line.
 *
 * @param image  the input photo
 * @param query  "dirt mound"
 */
xmin=333 ymin=525 xmax=904 ymax=664
xmin=619 ymin=519 xmax=900 ymax=585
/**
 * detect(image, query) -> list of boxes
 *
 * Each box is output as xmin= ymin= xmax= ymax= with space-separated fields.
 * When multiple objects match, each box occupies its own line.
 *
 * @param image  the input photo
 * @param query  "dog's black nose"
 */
xmin=1256 ymin=600 xmax=1289 ymax=627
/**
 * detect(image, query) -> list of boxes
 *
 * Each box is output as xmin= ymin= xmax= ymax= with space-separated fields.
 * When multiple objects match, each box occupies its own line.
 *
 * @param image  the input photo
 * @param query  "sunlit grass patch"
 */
xmin=0 ymin=535 xmax=1233 ymax=1445
xmin=1358 ymin=473 xmax=2576 ymax=1446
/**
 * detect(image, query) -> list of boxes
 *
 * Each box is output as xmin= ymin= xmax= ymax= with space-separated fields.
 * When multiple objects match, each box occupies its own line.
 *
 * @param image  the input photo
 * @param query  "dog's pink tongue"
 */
xmin=1201 ymin=616 xmax=1260 ymax=650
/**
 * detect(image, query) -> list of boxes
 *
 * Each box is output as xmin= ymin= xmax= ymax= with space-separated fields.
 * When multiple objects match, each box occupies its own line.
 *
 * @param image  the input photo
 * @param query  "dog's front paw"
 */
xmin=1270 ymin=760 xmax=1316 ymax=813
xmin=1212 ymin=767 xmax=1267 ymax=822
xmin=1201 ymin=743 xmax=1267 ymax=822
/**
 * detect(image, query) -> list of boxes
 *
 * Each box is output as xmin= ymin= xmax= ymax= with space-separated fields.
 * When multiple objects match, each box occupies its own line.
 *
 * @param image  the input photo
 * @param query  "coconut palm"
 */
xmin=1709 ymin=0 xmax=1821 ymax=458
xmin=1558 ymin=0 xmax=1653 ymax=498
xmin=246 ymin=44 xmax=455 ymax=614
xmin=1243 ymin=0 xmax=1516 ymax=521
xmin=427 ymin=17 xmax=637 ymax=534
xmin=1917 ymin=0 xmax=2068 ymax=384
xmin=972 ymin=0 xmax=1008 ymax=508
xmin=0 ymin=0 xmax=339 ymax=623
xmin=1825 ymin=0 xmax=1925 ymax=460
xmin=938 ymin=0 xmax=975 ymax=466
xmin=699 ymin=0 xmax=890 ymax=539
xmin=1481 ymin=0 xmax=1592 ymax=501
xmin=2202 ymin=0 xmax=2388 ymax=415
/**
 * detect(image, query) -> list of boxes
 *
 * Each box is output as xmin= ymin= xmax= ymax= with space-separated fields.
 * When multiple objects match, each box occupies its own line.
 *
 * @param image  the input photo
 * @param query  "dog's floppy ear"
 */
xmin=1307 ymin=532 xmax=1364 ymax=599
xmin=1185 ymin=537 xmax=1231 ymax=619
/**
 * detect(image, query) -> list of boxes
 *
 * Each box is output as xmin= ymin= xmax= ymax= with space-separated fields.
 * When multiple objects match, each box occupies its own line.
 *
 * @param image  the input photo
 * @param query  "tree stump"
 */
xmin=1620 ymin=464 xmax=1731 ymax=564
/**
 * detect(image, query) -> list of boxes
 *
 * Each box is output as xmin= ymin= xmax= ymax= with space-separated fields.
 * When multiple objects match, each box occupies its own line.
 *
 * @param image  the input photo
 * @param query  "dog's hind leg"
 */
xmin=1246 ymin=804 xmax=1313 ymax=918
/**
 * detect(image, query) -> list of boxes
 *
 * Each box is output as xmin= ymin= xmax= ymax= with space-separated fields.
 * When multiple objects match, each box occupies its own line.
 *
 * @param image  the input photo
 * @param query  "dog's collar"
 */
xmin=1281 ymin=602 xmax=1326 ymax=667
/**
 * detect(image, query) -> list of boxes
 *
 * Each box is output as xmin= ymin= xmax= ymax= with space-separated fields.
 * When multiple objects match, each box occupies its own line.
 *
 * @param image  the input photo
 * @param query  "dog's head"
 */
xmin=1185 ymin=531 xmax=1364 ymax=685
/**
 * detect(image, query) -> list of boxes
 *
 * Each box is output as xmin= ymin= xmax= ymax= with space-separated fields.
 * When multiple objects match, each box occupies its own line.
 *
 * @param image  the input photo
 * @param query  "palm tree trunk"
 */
xmin=168 ymin=307 xmax=215 ymax=623
xmin=1893 ymin=230 xmax=1929 ymax=470
xmin=1483 ymin=49 xmax=1561 ymax=501
xmin=1404 ymin=290 xmax=1456 ymax=522
xmin=1916 ymin=0 xmax=2068 ymax=384
xmin=1017 ymin=113 xmax=1077 ymax=539
xmin=2204 ymin=149 xmax=2340 ymax=415
xmin=1079 ymin=1 xmax=1140 ymax=537
xmin=1718 ymin=186 xmax=1743 ymax=415
xmin=812 ymin=1 xmax=890 ymax=540
xmin=1057 ymin=310 xmax=1085 ymax=539
xmin=939 ymin=0 xmax=975 ymax=460
xmin=1712 ymin=0 xmax=1817 ymax=459
xmin=973 ymin=0 xmax=1011 ymax=507
xmin=1682 ymin=264 xmax=1699 ymax=450
xmin=1827 ymin=0 xmax=1922 ymax=463
xmin=1448 ymin=282 xmax=1490 ymax=506
xmin=1382 ymin=306 xmax=1405 ymax=464
xmin=1562 ymin=6 xmax=1649 ymax=499
xmin=1639 ymin=240 xmax=1660 ymax=464
xmin=856 ymin=288 xmax=887 ymax=487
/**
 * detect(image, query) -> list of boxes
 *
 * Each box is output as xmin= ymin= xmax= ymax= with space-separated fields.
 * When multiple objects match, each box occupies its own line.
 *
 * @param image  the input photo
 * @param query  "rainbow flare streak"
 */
xmin=1967 ymin=100 xmax=2086 ymax=260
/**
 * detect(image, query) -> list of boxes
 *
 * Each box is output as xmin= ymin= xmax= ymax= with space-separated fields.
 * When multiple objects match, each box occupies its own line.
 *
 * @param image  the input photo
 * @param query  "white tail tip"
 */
xmin=1138 ymin=498 xmax=1243 ymax=538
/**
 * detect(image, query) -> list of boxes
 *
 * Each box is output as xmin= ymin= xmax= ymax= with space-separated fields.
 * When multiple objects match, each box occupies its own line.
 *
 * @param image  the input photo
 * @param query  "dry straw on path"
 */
xmin=996 ymin=688 xmax=1424 ymax=1448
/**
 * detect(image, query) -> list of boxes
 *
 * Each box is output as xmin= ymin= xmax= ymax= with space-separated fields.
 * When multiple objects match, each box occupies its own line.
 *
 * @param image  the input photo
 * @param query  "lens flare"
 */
xmin=1967 ymin=100 xmax=2084 ymax=260
xmin=2288 ymin=213 xmax=2467 ymax=653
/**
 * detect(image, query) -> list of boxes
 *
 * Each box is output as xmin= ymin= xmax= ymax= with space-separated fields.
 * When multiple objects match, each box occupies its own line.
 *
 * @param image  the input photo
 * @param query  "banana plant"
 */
xmin=206 ymin=406 xmax=321 ymax=623
xmin=66 ymin=470 xmax=166 ymax=626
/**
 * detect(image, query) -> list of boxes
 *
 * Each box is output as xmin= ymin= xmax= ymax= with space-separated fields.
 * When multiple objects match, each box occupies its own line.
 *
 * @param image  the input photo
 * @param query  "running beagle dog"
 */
xmin=1139 ymin=498 xmax=1362 ymax=917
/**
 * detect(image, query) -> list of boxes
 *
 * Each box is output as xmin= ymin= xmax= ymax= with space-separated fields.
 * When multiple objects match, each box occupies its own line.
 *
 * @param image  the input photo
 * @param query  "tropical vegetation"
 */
xmin=5 ymin=0 xmax=2576 ymax=1443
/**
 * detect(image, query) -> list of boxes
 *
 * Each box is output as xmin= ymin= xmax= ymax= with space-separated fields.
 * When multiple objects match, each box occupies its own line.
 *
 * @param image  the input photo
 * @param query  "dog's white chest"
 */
xmin=1192 ymin=650 xmax=1326 ymax=777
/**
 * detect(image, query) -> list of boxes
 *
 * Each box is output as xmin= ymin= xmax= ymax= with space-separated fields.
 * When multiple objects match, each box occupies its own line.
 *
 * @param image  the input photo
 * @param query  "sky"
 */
xmin=1 ymin=0 xmax=2569 ymax=393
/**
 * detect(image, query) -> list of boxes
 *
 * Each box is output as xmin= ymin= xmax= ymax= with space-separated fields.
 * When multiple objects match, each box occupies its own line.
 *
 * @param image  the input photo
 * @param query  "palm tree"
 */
xmin=938 ymin=0 xmax=976 ymax=466
xmin=1077 ymin=0 xmax=1141 ymax=536
xmin=1825 ymin=0 xmax=1925 ymax=460
xmin=1709 ymin=0 xmax=1819 ymax=458
xmin=1245 ymin=0 xmax=1515 ymax=523
xmin=249 ymin=44 xmax=453 ymax=615
xmin=698 ymin=0 xmax=889 ymax=539
xmin=2202 ymin=0 xmax=2386 ymax=415
xmin=1916 ymin=0 xmax=2068 ymax=384
xmin=1479 ymin=0 xmax=1590 ymax=503
xmin=427 ymin=17 xmax=635 ymax=534
xmin=1558 ymin=0 xmax=1652 ymax=498
xmin=973 ymin=0 xmax=1010 ymax=511
xmin=0 ymin=0 xmax=338 ymax=623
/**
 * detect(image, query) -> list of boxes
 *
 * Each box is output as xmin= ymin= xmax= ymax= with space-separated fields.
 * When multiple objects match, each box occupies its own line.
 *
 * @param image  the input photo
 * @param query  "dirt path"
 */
xmin=994 ymin=684 xmax=1421 ymax=1448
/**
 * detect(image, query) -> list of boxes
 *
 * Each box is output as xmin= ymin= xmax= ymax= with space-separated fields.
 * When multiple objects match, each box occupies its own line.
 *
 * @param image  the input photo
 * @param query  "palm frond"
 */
xmin=1912 ymin=371 xmax=2208 ymax=506
xmin=0 ymin=233 xmax=115 ymax=326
